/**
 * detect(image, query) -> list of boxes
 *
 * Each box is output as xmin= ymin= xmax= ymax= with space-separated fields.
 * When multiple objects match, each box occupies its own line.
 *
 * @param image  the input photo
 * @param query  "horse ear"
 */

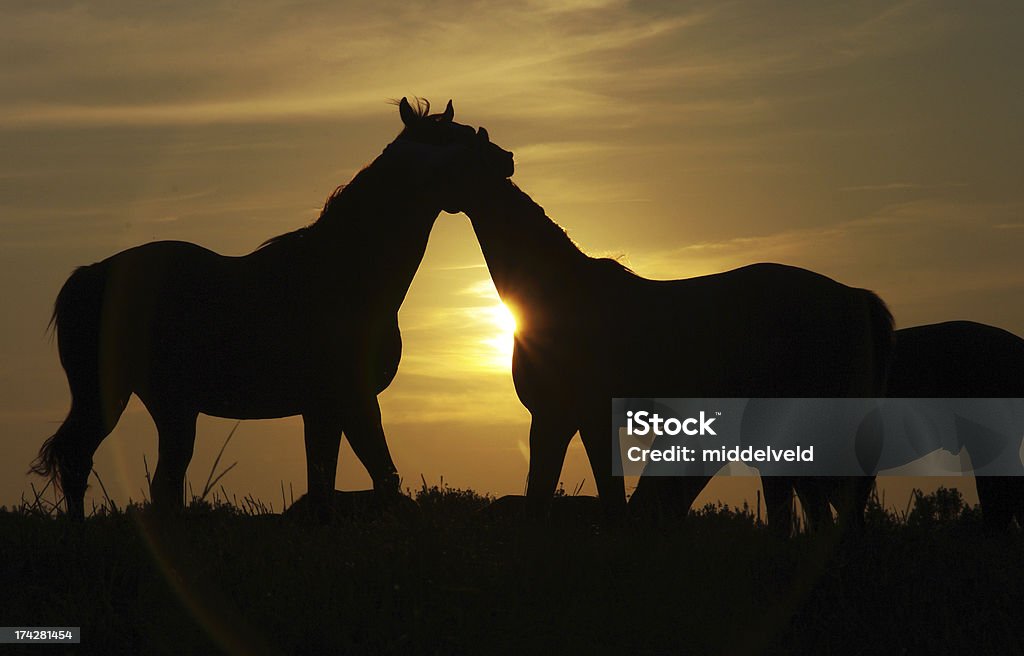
xmin=399 ymin=97 xmax=417 ymax=126
xmin=441 ymin=100 xmax=454 ymax=122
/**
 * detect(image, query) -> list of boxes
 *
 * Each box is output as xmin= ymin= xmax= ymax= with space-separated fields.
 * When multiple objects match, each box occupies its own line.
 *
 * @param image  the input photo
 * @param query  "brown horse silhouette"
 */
xmin=32 ymin=99 xmax=514 ymax=520
xmin=453 ymin=164 xmax=893 ymax=520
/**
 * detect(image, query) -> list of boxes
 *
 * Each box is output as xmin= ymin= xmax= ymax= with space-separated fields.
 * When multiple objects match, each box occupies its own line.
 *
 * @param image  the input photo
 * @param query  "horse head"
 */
xmin=384 ymin=97 xmax=514 ymax=213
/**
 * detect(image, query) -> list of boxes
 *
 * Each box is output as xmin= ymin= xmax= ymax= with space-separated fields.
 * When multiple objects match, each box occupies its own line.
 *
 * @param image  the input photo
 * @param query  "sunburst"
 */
xmin=481 ymin=302 xmax=518 ymax=369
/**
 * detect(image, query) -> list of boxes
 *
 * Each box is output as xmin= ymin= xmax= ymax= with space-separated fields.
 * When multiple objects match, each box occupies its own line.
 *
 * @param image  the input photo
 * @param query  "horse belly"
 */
xmin=599 ymin=288 xmax=871 ymax=397
xmin=182 ymin=322 xmax=400 ymax=419
xmin=106 ymin=271 xmax=310 ymax=416
xmin=99 ymin=242 xmax=402 ymax=419
xmin=134 ymin=328 xmax=312 ymax=418
xmin=191 ymin=360 xmax=312 ymax=419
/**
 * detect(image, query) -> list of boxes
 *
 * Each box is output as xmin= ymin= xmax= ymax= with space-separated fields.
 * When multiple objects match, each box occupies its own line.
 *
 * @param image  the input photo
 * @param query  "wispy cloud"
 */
xmin=840 ymin=182 xmax=926 ymax=192
xmin=839 ymin=182 xmax=968 ymax=192
xmin=0 ymin=0 xmax=955 ymax=128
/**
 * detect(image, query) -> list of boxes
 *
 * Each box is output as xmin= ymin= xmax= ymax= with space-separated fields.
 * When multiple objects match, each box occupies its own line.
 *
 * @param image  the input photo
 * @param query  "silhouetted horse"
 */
xmin=772 ymin=321 xmax=1024 ymax=532
xmin=32 ymin=98 xmax=514 ymax=520
xmin=454 ymin=164 xmax=894 ymax=520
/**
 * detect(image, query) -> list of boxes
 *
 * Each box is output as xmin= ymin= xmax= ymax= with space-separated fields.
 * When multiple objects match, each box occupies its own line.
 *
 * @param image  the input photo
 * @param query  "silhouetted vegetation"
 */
xmin=1 ymin=485 xmax=1021 ymax=655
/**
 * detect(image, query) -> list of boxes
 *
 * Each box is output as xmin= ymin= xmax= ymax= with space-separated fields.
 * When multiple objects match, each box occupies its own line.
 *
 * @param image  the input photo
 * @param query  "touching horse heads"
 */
xmin=447 ymin=128 xmax=894 ymax=523
xmin=32 ymin=98 xmax=513 ymax=520
xmin=778 ymin=321 xmax=1024 ymax=533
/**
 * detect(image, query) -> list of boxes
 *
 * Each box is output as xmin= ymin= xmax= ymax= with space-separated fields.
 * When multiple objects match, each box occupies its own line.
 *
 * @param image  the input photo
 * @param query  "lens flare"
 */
xmin=491 ymin=302 xmax=518 ymax=335
xmin=482 ymin=302 xmax=518 ymax=369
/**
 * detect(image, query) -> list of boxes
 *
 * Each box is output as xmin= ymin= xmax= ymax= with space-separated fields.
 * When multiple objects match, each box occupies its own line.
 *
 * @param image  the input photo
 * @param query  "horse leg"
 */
xmin=34 ymin=261 xmax=130 ymax=520
xmin=33 ymin=322 xmax=130 ymax=520
xmin=791 ymin=478 xmax=828 ymax=532
xmin=976 ymin=476 xmax=1014 ymax=532
xmin=341 ymin=396 xmax=401 ymax=498
xmin=150 ymin=411 xmax=198 ymax=512
xmin=838 ymin=476 xmax=875 ymax=533
xmin=525 ymin=412 xmax=577 ymax=511
xmin=842 ymin=407 xmax=883 ymax=533
xmin=579 ymin=415 xmax=626 ymax=516
xmin=302 ymin=412 xmax=344 ymax=519
xmin=630 ymin=475 xmax=710 ymax=525
xmin=45 ymin=391 xmax=129 ymax=520
xmin=761 ymin=476 xmax=796 ymax=537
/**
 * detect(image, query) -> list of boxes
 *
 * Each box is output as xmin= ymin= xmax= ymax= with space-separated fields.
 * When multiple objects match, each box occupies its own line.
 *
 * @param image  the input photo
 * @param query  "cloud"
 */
xmin=839 ymin=183 xmax=926 ymax=192
xmin=0 ymin=0 xmax=956 ymax=129
xmin=839 ymin=182 xmax=968 ymax=192
xmin=380 ymin=372 xmax=526 ymax=424
xmin=0 ymin=1 xmax=696 ymax=127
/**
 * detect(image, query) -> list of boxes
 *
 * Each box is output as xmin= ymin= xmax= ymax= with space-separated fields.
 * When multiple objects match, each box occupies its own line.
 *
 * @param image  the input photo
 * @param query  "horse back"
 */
xmin=511 ymin=261 xmax=892 ymax=409
xmin=637 ymin=263 xmax=890 ymax=395
xmin=889 ymin=321 xmax=1024 ymax=397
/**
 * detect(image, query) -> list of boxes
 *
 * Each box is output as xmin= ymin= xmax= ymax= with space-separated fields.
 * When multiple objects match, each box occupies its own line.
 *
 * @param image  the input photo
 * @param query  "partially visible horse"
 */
xmin=450 ymin=139 xmax=894 ymax=521
xmin=772 ymin=321 xmax=1024 ymax=532
xmin=32 ymin=98 xmax=514 ymax=520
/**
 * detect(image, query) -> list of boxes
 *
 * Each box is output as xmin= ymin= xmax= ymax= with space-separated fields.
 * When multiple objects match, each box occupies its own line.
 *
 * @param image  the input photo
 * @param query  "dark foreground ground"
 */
xmin=1 ymin=486 xmax=1022 ymax=655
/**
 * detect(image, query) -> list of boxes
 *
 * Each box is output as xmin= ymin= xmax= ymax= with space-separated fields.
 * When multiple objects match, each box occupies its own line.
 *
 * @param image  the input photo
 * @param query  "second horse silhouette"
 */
xmin=457 ymin=129 xmax=894 ymax=525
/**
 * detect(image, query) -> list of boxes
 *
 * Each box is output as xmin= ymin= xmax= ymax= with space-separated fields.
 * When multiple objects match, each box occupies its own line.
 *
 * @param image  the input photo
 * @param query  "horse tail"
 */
xmin=31 ymin=262 xmax=123 ymax=508
xmin=863 ymin=290 xmax=895 ymax=395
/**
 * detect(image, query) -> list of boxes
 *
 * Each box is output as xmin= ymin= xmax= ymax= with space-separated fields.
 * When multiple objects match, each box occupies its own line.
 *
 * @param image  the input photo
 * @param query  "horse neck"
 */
xmin=311 ymin=160 xmax=439 ymax=311
xmin=463 ymin=180 xmax=588 ymax=312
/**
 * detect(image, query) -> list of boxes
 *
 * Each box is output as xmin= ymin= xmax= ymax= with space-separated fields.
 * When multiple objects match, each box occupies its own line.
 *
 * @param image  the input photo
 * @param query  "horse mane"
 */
xmin=505 ymin=180 xmax=579 ymax=251
xmin=256 ymin=227 xmax=310 ymax=250
xmin=256 ymin=183 xmax=349 ymax=250
xmin=257 ymin=151 xmax=397 ymax=250
xmin=258 ymin=99 xmax=445 ymax=251
xmin=594 ymin=256 xmax=635 ymax=275
xmin=503 ymin=180 xmax=634 ymax=274
xmin=258 ymin=98 xmax=463 ymax=251
xmin=389 ymin=96 xmax=430 ymax=117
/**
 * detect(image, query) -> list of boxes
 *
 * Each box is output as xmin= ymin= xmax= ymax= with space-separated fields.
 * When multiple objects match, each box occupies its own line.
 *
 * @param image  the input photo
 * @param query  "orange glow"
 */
xmin=480 ymin=302 xmax=518 ymax=370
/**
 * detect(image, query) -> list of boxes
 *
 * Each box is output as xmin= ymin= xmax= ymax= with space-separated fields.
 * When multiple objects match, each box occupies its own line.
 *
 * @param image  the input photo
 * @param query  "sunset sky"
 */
xmin=2 ymin=0 xmax=1022 ymax=512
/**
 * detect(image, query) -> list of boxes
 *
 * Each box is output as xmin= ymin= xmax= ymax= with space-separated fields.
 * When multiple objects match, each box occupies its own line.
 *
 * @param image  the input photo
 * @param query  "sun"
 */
xmin=490 ymin=302 xmax=518 ymax=335
xmin=481 ymin=302 xmax=518 ymax=369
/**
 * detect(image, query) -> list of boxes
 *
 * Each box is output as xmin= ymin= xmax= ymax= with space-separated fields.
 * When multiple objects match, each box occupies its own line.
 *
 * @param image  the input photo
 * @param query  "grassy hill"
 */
xmin=1 ymin=484 xmax=1022 ymax=655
